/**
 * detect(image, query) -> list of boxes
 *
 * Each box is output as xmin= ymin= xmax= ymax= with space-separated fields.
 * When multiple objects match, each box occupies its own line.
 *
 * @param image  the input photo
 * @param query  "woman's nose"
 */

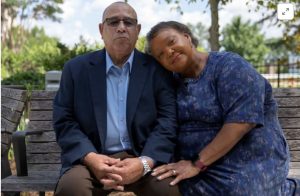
xmin=167 ymin=48 xmax=174 ymax=57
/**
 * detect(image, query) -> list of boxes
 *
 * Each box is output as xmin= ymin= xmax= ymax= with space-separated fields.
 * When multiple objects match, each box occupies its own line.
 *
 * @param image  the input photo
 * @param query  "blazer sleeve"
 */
xmin=53 ymin=60 xmax=97 ymax=166
xmin=141 ymin=66 xmax=178 ymax=164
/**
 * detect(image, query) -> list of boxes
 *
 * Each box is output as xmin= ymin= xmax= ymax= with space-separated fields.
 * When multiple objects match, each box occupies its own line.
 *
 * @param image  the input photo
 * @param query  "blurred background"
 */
xmin=1 ymin=0 xmax=299 ymax=89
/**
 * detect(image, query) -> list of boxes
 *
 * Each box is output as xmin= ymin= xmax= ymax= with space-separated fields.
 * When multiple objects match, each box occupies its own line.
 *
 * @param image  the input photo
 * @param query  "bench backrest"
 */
xmin=24 ymin=88 xmax=300 ymax=172
xmin=273 ymin=88 xmax=300 ymax=165
xmin=26 ymin=91 xmax=61 ymax=171
xmin=1 ymin=87 xmax=28 ymax=178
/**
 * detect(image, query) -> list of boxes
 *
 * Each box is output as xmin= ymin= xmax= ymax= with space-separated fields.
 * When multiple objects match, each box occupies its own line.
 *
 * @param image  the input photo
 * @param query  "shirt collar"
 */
xmin=106 ymin=50 xmax=134 ymax=74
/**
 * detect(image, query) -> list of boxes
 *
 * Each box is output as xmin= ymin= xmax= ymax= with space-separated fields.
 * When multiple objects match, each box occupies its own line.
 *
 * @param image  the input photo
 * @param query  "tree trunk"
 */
xmin=209 ymin=0 xmax=220 ymax=51
xmin=9 ymin=17 xmax=14 ymax=50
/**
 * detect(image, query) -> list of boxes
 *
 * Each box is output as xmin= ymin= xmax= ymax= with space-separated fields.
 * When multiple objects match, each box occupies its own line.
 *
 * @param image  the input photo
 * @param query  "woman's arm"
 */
xmin=152 ymin=122 xmax=256 ymax=185
xmin=198 ymin=122 xmax=255 ymax=166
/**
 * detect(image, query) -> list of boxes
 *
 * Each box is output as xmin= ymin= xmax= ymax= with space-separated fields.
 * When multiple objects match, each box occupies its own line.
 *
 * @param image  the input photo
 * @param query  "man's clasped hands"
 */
xmin=83 ymin=152 xmax=148 ymax=191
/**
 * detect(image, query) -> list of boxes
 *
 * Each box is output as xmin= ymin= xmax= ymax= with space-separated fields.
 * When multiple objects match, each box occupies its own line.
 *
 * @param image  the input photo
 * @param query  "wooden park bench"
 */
xmin=1 ymin=87 xmax=28 ymax=180
xmin=1 ymin=90 xmax=58 ymax=196
xmin=275 ymin=88 xmax=300 ymax=178
xmin=1 ymin=88 xmax=300 ymax=195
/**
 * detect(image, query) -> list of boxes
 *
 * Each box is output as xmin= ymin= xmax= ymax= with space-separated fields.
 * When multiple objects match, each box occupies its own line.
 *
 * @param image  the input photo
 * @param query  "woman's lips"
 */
xmin=172 ymin=53 xmax=181 ymax=64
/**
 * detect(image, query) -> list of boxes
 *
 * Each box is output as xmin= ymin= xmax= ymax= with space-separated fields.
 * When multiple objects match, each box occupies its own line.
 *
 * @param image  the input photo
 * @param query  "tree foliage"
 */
xmin=156 ymin=0 xmax=299 ymax=54
xmin=187 ymin=22 xmax=209 ymax=50
xmin=1 ymin=0 xmax=64 ymax=49
xmin=155 ymin=0 xmax=232 ymax=51
xmin=221 ymin=16 xmax=269 ymax=66
xmin=0 ymin=1 xmax=108 ymax=89
xmin=1 ymin=0 xmax=64 ymax=22
xmin=136 ymin=36 xmax=146 ymax=52
xmin=1 ymin=26 xmax=102 ymax=89
xmin=246 ymin=0 xmax=299 ymax=33
xmin=2 ymin=26 xmax=60 ymax=76
xmin=265 ymin=38 xmax=289 ymax=61
xmin=246 ymin=0 xmax=299 ymax=55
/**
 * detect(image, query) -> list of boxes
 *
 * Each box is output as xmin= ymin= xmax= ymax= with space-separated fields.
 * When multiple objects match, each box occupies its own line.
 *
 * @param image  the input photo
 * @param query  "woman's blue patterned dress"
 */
xmin=175 ymin=52 xmax=300 ymax=195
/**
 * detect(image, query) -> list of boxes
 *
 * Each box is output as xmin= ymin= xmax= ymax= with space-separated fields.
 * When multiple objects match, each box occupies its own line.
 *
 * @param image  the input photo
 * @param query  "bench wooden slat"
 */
xmin=1 ymin=88 xmax=28 ymax=180
xmin=284 ymin=129 xmax=300 ymax=140
xmin=31 ymin=101 xmax=53 ymax=110
xmin=2 ymin=88 xmax=28 ymax=101
xmin=27 ymin=142 xmax=61 ymax=153
xmin=27 ymin=132 xmax=56 ymax=142
xmin=1 ymin=132 xmax=12 ymax=154
xmin=273 ymin=88 xmax=300 ymax=177
xmin=27 ymin=121 xmax=53 ymax=131
xmin=1 ymin=106 xmax=23 ymax=123
xmin=1 ymin=118 xmax=18 ymax=133
xmin=279 ymin=118 xmax=300 ymax=128
xmin=288 ymin=169 xmax=300 ymax=179
xmin=27 ymin=153 xmax=61 ymax=164
xmin=1 ymin=97 xmax=26 ymax=112
xmin=1 ymin=132 xmax=12 ymax=146
xmin=290 ymin=162 xmax=300 ymax=169
xmin=31 ymin=91 xmax=57 ymax=100
xmin=28 ymin=164 xmax=61 ymax=171
xmin=1 ymin=171 xmax=59 ymax=191
xmin=278 ymin=108 xmax=300 ymax=117
xmin=275 ymin=97 xmax=300 ymax=107
xmin=273 ymin=88 xmax=300 ymax=97
xmin=290 ymin=151 xmax=300 ymax=162
xmin=288 ymin=140 xmax=300 ymax=150
xmin=29 ymin=111 xmax=53 ymax=121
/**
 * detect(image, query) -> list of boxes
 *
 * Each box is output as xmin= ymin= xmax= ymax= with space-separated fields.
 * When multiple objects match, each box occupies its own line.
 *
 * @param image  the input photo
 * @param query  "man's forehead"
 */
xmin=103 ymin=3 xmax=137 ymax=19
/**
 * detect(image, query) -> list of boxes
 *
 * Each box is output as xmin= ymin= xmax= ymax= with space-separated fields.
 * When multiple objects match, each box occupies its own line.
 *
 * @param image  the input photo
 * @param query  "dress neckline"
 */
xmin=181 ymin=52 xmax=212 ymax=84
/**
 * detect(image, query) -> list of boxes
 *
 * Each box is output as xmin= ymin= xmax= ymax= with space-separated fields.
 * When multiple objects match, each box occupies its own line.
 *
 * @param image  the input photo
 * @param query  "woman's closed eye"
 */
xmin=168 ymin=38 xmax=175 ymax=46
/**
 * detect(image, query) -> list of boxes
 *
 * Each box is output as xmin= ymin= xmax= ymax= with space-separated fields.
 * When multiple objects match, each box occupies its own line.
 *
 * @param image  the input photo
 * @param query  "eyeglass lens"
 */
xmin=105 ymin=17 xmax=137 ymax=27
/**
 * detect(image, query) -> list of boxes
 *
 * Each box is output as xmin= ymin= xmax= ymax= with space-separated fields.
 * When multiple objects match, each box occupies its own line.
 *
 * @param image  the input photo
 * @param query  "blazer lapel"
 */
xmin=127 ymin=50 xmax=148 ymax=132
xmin=88 ymin=49 xmax=107 ymax=152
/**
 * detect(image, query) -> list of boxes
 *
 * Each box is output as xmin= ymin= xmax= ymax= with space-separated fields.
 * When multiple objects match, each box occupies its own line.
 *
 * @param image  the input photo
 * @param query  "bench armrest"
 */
xmin=12 ymin=130 xmax=44 ymax=176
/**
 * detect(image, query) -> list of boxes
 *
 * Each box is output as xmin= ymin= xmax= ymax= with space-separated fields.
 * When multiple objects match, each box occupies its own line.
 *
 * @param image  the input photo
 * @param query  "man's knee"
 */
xmin=55 ymin=165 xmax=95 ymax=196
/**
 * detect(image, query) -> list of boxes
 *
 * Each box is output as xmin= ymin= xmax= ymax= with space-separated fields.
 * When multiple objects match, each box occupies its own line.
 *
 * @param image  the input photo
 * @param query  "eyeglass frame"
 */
xmin=103 ymin=17 xmax=138 ymax=28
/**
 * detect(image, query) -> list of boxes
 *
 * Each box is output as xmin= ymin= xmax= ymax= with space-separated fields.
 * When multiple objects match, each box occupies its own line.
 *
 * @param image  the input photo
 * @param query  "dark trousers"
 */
xmin=55 ymin=152 xmax=181 ymax=196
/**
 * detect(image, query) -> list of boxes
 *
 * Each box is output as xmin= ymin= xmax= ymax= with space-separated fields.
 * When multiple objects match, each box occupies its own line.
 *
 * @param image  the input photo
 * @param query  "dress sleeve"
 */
xmin=215 ymin=52 xmax=265 ymax=127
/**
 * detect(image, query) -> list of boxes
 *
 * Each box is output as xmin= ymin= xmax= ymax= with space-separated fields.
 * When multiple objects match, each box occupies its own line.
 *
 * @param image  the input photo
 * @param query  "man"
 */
xmin=53 ymin=2 xmax=180 ymax=195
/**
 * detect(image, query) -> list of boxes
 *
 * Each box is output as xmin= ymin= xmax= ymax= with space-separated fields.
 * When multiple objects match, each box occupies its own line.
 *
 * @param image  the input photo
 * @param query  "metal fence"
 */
xmin=254 ymin=61 xmax=300 ymax=88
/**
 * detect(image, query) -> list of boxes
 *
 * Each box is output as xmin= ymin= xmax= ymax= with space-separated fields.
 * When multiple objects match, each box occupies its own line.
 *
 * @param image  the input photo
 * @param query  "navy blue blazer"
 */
xmin=53 ymin=49 xmax=178 ymax=175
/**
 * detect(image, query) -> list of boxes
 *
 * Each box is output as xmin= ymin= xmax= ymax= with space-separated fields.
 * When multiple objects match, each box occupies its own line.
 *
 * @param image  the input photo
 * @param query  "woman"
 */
xmin=146 ymin=21 xmax=300 ymax=195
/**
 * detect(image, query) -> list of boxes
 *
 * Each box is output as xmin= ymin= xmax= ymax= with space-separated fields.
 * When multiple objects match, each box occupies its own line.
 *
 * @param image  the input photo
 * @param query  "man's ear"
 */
xmin=99 ymin=23 xmax=104 ymax=39
xmin=137 ymin=24 xmax=141 ymax=35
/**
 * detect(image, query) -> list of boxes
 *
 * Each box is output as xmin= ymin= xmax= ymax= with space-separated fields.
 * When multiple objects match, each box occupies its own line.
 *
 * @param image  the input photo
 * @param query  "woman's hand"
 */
xmin=151 ymin=160 xmax=201 ymax=186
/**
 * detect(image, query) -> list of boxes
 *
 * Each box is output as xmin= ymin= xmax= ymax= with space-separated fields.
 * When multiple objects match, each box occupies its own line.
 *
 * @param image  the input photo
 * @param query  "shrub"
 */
xmin=1 ymin=71 xmax=45 ymax=90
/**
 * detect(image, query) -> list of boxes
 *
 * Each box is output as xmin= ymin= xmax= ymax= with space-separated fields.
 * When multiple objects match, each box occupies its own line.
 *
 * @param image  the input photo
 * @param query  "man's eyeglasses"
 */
xmin=103 ymin=17 xmax=138 ymax=27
